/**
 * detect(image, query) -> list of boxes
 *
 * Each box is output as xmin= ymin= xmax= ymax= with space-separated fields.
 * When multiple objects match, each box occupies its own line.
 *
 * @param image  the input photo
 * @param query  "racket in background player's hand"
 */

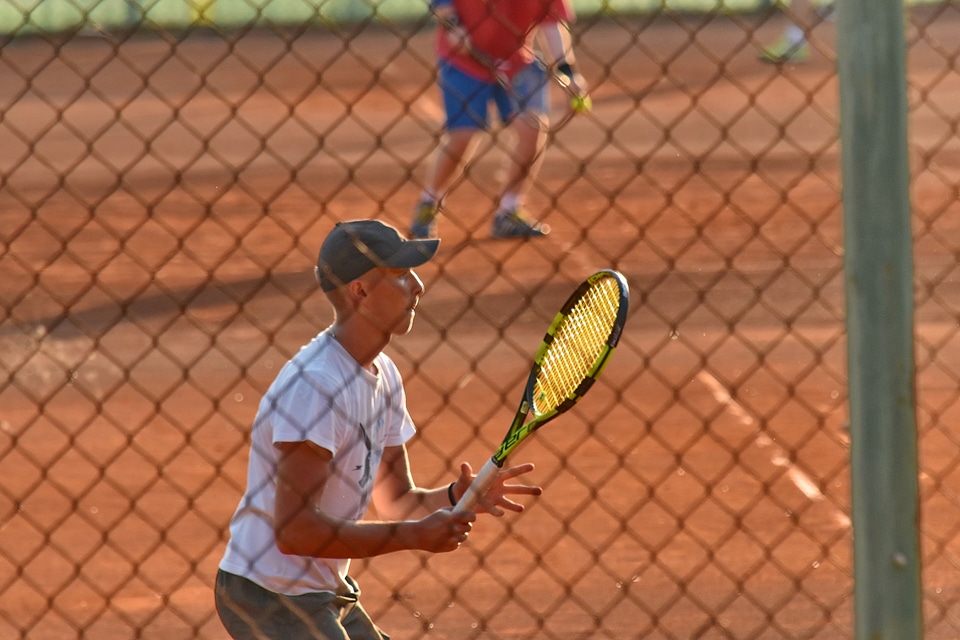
xmin=454 ymin=270 xmax=630 ymax=513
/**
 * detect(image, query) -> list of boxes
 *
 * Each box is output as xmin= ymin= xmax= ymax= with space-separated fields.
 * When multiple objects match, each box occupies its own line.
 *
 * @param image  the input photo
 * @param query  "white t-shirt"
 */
xmin=219 ymin=331 xmax=416 ymax=596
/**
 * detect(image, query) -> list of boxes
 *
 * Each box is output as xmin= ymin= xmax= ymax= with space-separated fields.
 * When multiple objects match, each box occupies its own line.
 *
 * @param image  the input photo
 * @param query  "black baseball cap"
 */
xmin=315 ymin=220 xmax=440 ymax=292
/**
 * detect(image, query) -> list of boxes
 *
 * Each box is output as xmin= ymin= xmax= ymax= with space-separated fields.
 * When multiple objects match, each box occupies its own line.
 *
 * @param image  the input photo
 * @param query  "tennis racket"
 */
xmin=454 ymin=270 xmax=630 ymax=512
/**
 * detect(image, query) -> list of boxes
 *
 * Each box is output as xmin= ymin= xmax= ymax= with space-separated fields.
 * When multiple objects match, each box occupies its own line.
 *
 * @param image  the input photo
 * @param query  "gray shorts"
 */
xmin=215 ymin=570 xmax=390 ymax=640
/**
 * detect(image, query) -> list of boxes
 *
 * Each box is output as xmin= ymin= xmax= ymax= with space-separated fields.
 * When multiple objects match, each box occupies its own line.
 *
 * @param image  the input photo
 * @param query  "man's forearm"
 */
xmin=540 ymin=21 xmax=576 ymax=66
xmin=275 ymin=509 xmax=421 ymax=559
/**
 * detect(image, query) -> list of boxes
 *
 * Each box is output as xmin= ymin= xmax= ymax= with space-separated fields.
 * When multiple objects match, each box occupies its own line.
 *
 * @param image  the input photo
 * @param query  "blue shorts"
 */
xmin=439 ymin=59 xmax=549 ymax=131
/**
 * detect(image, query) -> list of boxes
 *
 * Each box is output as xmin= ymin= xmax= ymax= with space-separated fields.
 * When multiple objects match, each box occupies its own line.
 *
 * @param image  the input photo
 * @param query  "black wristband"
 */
xmin=556 ymin=62 xmax=575 ymax=78
xmin=447 ymin=482 xmax=457 ymax=506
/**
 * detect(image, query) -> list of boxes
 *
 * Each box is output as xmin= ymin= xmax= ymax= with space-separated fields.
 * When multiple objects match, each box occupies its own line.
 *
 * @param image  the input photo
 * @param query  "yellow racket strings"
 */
xmin=533 ymin=277 xmax=621 ymax=414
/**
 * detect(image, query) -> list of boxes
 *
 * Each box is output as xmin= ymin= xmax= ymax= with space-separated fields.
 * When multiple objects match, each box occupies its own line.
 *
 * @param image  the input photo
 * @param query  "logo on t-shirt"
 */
xmin=356 ymin=422 xmax=373 ymax=488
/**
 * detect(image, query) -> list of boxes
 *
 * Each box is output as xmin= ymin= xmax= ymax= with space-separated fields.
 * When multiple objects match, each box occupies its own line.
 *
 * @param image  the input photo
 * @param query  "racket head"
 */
xmin=527 ymin=269 xmax=629 ymax=420
xmin=489 ymin=270 xmax=629 ymax=466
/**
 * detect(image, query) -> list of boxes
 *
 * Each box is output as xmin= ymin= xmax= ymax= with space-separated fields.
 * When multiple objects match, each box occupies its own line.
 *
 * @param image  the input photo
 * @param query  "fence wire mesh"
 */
xmin=1 ymin=1 xmax=960 ymax=638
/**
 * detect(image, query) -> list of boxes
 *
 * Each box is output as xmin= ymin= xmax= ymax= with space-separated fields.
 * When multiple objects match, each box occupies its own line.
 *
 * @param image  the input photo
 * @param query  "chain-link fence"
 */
xmin=2 ymin=0 xmax=960 ymax=638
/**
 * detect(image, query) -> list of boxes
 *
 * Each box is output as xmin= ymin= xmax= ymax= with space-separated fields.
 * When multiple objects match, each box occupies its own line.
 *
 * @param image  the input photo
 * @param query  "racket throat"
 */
xmin=492 ymin=401 xmax=532 ymax=465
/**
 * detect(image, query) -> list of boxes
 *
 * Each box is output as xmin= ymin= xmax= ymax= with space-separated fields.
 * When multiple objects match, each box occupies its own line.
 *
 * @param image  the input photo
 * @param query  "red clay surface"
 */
xmin=2 ymin=6 xmax=960 ymax=639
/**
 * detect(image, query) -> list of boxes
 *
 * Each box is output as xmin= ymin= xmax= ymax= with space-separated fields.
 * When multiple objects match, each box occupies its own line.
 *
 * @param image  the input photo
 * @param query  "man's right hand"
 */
xmin=409 ymin=508 xmax=476 ymax=553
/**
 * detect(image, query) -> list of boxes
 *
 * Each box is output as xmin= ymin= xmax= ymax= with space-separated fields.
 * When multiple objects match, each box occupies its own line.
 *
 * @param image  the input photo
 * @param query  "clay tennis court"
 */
xmin=2 ymin=5 xmax=960 ymax=639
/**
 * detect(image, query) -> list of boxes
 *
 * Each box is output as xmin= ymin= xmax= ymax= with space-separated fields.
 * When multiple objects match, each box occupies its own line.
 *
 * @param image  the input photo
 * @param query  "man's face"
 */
xmin=360 ymin=267 xmax=426 ymax=336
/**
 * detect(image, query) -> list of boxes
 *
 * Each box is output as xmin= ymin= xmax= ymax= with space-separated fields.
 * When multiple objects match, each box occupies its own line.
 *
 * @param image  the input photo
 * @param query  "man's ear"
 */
xmin=346 ymin=279 xmax=367 ymax=301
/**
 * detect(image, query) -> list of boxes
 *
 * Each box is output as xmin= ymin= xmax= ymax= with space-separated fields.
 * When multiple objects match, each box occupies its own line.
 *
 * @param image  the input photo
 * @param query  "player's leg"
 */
xmin=491 ymin=60 xmax=550 ymax=238
xmin=411 ymin=127 xmax=478 ymax=238
xmin=410 ymin=62 xmax=491 ymax=239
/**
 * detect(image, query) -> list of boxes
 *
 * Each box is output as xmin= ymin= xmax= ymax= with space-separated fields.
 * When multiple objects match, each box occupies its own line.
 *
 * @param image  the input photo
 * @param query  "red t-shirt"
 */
xmin=437 ymin=0 xmax=574 ymax=81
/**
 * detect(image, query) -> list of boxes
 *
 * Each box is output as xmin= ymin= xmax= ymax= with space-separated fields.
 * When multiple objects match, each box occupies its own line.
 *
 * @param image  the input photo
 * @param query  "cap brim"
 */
xmin=386 ymin=238 xmax=440 ymax=269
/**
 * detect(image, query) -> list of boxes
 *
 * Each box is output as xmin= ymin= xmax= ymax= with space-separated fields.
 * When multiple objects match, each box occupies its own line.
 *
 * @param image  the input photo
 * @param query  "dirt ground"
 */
xmin=2 ymin=5 xmax=960 ymax=639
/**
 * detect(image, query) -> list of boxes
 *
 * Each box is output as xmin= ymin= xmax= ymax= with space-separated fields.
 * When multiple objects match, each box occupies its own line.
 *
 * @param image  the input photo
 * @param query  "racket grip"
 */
xmin=452 ymin=458 xmax=501 ymax=513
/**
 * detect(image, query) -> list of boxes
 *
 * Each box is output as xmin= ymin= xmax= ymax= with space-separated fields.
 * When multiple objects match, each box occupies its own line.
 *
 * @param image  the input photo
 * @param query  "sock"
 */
xmin=498 ymin=193 xmax=520 ymax=215
xmin=785 ymin=25 xmax=806 ymax=46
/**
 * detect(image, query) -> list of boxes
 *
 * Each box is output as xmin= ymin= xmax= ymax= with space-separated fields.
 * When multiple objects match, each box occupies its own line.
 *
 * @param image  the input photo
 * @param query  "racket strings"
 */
xmin=533 ymin=277 xmax=622 ymax=414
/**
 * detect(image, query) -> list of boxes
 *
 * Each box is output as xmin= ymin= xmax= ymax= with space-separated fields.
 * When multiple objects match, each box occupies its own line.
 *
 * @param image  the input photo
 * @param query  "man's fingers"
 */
xmin=498 ymin=462 xmax=535 ymax=480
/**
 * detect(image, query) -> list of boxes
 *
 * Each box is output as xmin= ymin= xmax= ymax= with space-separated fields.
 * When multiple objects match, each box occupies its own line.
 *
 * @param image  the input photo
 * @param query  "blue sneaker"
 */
xmin=491 ymin=208 xmax=549 ymax=238
xmin=409 ymin=200 xmax=438 ymax=239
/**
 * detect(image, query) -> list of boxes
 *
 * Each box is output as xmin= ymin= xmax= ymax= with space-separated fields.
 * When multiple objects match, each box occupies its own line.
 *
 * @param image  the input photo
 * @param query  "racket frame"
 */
xmin=454 ymin=270 xmax=629 ymax=512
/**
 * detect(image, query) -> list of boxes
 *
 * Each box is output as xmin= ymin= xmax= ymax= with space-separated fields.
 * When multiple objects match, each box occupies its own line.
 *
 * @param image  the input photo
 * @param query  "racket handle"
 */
xmin=452 ymin=458 xmax=501 ymax=513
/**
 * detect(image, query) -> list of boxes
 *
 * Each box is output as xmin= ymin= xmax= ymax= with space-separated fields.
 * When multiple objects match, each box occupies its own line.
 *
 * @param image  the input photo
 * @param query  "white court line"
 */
xmin=696 ymin=371 xmax=851 ymax=528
